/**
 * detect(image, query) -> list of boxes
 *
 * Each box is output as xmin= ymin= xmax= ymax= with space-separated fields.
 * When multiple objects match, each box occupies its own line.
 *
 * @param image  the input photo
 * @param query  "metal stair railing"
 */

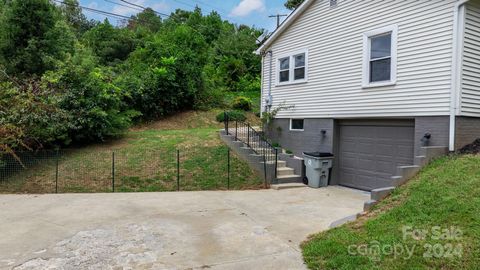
xmin=224 ymin=112 xmax=278 ymax=187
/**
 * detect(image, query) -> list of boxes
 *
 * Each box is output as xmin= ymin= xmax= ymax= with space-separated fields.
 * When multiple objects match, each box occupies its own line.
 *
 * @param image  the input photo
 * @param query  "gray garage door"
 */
xmin=338 ymin=120 xmax=414 ymax=191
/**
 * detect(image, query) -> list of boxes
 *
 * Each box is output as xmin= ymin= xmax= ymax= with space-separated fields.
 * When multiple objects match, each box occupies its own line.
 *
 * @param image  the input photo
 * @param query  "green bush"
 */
xmin=231 ymin=96 xmax=252 ymax=111
xmin=216 ymin=111 xmax=246 ymax=122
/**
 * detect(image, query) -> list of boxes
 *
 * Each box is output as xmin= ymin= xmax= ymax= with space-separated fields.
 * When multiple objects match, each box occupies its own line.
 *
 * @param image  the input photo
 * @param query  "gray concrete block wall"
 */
xmin=266 ymin=118 xmax=334 ymax=157
xmin=455 ymin=116 xmax=480 ymax=150
xmin=268 ymin=117 xmax=452 ymax=159
xmin=414 ymin=117 xmax=450 ymax=156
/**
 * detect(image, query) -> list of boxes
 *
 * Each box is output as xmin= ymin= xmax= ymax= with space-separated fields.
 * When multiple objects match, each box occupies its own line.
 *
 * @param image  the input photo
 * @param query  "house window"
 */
xmin=279 ymin=57 xmax=290 ymax=82
xmin=330 ymin=0 xmax=337 ymax=7
xmin=294 ymin=53 xmax=305 ymax=80
xmin=369 ymin=33 xmax=391 ymax=82
xmin=277 ymin=50 xmax=308 ymax=85
xmin=362 ymin=25 xmax=397 ymax=88
xmin=290 ymin=119 xmax=304 ymax=131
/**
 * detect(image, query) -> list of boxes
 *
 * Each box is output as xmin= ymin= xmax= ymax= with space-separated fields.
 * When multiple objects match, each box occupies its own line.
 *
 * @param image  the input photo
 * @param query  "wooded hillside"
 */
xmin=0 ymin=0 xmax=262 ymax=153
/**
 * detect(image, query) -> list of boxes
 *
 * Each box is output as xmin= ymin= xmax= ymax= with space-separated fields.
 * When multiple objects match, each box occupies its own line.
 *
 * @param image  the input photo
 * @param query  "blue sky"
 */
xmin=79 ymin=0 xmax=291 ymax=32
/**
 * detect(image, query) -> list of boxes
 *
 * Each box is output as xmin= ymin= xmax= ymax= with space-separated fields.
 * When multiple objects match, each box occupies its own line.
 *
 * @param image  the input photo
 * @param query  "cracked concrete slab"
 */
xmin=0 ymin=186 xmax=369 ymax=269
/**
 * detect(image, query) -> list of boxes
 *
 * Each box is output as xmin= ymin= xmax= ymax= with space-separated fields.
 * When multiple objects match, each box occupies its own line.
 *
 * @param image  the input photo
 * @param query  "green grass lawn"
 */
xmin=302 ymin=154 xmax=480 ymax=269
xmin=0 ymin=111 xmax=263 ymax=193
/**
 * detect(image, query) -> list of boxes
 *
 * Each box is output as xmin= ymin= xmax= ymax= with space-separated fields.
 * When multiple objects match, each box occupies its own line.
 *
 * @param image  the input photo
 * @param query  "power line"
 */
xmin=103 ymin=0 xmax=144 ymax=13
xmin=170 ymin=0 xmax=228 ymax=18
xmin=172 ymin=0 xmax=197 ymax=9
xmin=118 ymin=0 xmax=170 ymax=17
xmin=54 ymin=0 xmax=156 ymax=24
xmin=188 ymin=0 xmax=229 ymax=15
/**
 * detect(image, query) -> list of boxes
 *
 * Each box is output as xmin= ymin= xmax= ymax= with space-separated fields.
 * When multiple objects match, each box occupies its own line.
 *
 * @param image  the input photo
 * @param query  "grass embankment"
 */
xmin=0 ymin=111 xmax=263 ymax=193
xmin=302 ymin=154 xmax=480 ymax=269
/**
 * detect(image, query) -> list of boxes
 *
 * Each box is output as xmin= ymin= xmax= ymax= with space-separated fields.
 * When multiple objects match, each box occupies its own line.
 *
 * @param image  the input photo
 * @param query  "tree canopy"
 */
xmin=284 ymin=0 xmax=305 ymax=10
xmin=0 ymin=0 xmax=263 ymax=152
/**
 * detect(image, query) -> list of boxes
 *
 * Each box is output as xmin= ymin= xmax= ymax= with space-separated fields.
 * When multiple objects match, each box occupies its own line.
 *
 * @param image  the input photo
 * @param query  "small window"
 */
xmin=290 ymin=119 xmax=304 ymax=131
xmin=294 ymin=53 xmax=306 ymax=80
xmin=362 ymin=25 xmax=397 ymax=88
xmin=279 ymin=57 xmax=290 ymax=82
xmin=330 ymin=0 xmax=337 ymax=7
xmin=369 ymin=33 xmax=391 ymax=82
xmin=277 ymin=50 xmax=308 ymax=85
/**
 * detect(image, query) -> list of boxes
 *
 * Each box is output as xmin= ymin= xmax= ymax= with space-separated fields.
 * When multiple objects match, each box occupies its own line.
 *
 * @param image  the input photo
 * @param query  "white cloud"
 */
xmin=230 ymin=0 xmax=265 ymax=17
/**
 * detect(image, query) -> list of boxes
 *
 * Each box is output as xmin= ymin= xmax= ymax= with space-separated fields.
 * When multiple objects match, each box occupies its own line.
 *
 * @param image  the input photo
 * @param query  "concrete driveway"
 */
xmin=0 ymin=186 xmax=368 ymax=270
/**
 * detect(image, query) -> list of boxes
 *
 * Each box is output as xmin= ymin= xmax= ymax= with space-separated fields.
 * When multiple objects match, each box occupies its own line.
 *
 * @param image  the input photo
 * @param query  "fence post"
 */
xmin=112 ymin=151 xmax=115 ymax=192
xmin=263 ymin=153 xmax=268 ymax=189
xmin=235 ymin=121 xmax=238 ymax=141
xmin=275 ymin=148 xmax=278 ymax=180
xmin=224 ymin=111 xmax=229 ymax=135
xmin=227 ymin=148 xmax=230 ymax=190
xmin=247 ymin=124 xmax=250 ymax=147
xmin=55 ymin=150 xmax=59 ymax=194
xmin=177 ymin=149 xmax=180 ymax=191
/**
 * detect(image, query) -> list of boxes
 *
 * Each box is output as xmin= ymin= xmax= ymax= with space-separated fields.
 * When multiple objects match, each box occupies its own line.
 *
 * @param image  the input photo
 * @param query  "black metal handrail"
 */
xmin=224 ymin=112 xmax=278 ymax=185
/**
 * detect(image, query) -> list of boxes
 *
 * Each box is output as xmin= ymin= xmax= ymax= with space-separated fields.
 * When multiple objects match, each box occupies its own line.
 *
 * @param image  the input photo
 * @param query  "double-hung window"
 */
xmin=362 ymin=25 xmax=397 ymax=88
xmin=277 ymin=50 xmax=308 ymax=85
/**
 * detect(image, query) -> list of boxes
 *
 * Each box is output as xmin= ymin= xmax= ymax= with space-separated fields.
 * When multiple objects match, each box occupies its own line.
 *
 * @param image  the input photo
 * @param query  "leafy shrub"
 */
xmin=42 ymin=45 xmax=140 ymax=143
xmin=0 ymin=80 xmax=71 ymax=150
xmin=216 ymin=111 xmax=246 ymax=122
xmin=117 ymin=25 xmax=209 ymax=119
xmin=231 ymin=96 xmax=252 ymax=111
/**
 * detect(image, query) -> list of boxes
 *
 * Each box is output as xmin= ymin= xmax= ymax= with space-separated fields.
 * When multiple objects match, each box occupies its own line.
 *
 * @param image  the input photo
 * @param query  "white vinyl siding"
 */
xmin=261 ymin=0 xmax=456 ymax=118
xmin=461 ymin=0 xmax=480 ymax=117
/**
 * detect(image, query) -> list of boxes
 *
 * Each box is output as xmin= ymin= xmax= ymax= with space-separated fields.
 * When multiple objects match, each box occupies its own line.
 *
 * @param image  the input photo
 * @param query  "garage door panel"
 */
xmin=356 ymin=143 xmax=376 ymax=154
xmin=376 ymin=160 xmax=397 ymax=174
xmin=338 ymin=122 xmax=414 ymax=191
xmin=398 ymin=146 xmax=414 ymax=159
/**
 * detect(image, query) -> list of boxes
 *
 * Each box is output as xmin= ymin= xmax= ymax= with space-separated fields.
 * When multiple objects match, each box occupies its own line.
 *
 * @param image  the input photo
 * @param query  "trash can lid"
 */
xmin=303 ymin=152 xmax=334 ymax=158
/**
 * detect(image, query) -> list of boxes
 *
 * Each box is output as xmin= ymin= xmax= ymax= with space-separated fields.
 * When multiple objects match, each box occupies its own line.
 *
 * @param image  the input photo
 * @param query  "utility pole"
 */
xmin=269 ymin=14 xmax=288 ymax=28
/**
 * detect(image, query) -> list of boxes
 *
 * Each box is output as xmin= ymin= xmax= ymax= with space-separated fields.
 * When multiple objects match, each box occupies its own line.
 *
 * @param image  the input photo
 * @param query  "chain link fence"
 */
xmin=0 ymin=146 xmax=264 ymax=194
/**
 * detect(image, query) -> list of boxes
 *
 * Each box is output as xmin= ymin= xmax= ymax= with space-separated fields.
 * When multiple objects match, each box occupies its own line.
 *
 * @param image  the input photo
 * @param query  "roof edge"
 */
xmin=255 ymin=0 xmax=317 ymax=55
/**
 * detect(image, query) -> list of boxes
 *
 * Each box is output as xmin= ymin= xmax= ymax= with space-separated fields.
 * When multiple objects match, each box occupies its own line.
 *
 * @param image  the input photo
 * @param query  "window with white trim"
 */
xmin=279 ymin=57 xmax=290 ymax=83
xmin=362 ymin=25 xmax=397 ymax=88
xmin=290 ymin=119 xmax=304 ymax=131
xmin=277 ymin=50 xmax=308 ymax=85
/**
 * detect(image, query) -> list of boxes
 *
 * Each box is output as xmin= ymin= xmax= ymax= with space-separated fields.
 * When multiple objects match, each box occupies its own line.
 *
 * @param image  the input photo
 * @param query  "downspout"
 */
xmin=449 ymin=0 xmax=469 ymax=152
xmin=260 ymin=53 xmax=265 ymax=118
xmin=266 ymin=50 xmax=273 ymax=112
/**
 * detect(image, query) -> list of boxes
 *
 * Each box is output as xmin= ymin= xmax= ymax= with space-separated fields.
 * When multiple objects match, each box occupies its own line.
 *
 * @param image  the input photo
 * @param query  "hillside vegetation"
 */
xmin=0 ymin=0 xmax=262 ymax=154
xmin=302 ymin=154 xmax=480 ymax=270
xmin=0 ymin=111 xmax=263 ymax=193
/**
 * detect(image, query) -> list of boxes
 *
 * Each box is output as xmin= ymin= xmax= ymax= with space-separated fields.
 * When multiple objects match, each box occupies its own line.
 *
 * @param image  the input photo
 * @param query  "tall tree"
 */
xmin=284 ymin=0 xmax=305 ymax=10
xmin=83 ymin=19 xmax=137 ymax=65
xmin=0 ymin=0 xmax=75 ymax=76
xmin=59 ymin=0 xmax=96 ymax=35
xmin=127 ymin=8 xmax=162 ymax=33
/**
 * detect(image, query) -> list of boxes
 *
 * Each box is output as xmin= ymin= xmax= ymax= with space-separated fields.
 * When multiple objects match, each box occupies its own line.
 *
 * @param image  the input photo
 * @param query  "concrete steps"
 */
xmin=271 ymin=183 xmax=306 ymax=190
xmin=276 ymin=167 xmax=295 ymax=176
xmin=220 ymin=128 xmax=303 ymax=186
xmin=364 ymin=146 xmax=448 ymax=212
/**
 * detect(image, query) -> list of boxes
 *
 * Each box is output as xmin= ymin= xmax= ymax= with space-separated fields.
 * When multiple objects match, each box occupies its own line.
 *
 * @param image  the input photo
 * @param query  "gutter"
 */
xmin=449 ymin=0 xmax=470 ymax=152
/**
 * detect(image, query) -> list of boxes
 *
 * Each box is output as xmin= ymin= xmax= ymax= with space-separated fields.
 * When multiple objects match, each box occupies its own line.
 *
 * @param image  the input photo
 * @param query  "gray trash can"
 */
xmin=303 ymin=152 xmax=334 ymax=188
